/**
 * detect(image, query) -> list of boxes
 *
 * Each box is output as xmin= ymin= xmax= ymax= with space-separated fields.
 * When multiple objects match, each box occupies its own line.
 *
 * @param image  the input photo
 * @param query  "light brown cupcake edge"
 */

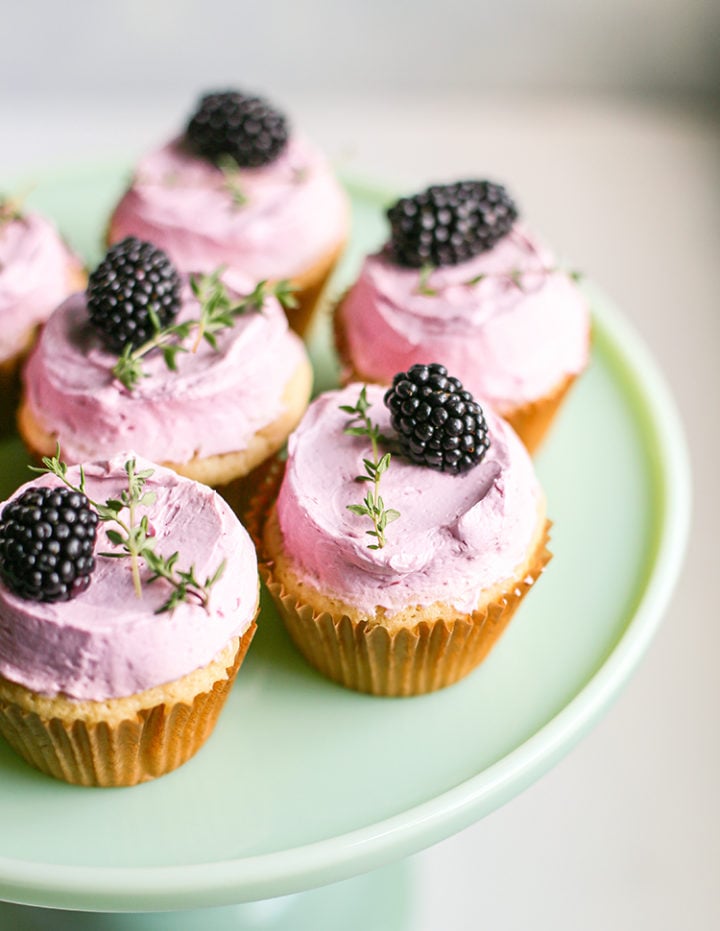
xmin=17 ymin=356 xmax=313 ymax=489
xmin=0 ymin=265 xmax=87 ymax=436
xmin=0 ymin=617 xmax=257 ymax=787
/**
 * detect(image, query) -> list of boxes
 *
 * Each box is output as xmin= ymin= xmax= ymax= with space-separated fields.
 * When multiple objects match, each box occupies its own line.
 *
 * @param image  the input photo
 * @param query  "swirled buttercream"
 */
xmin=276 ymin=383 xmax=543 ymax=615
xmin=0 ymin=213 xmax=82 ymax=363
xmin=22 ymin=277 xmax=309 ymax=463
xmin=0 ymin=456 xmax=257 ymax=700
xmin=109 ymin=135 xmax=348 ymax=279
xmin=338 ymin=224 xmax=590 ymax=410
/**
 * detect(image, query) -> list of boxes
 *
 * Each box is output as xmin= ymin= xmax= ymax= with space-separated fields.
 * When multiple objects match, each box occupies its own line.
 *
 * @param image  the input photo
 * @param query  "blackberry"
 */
xmin=0 ymin=486 xmax=99 ymax=602
xmin=87 ymin=237 xmax=181 ymax=353
xmin=387 ymin=180 xmax=518 ymax=269
xmin=185 ymin=90 xmax=289 ymax=168
xmin=384 ymin=364 xmax=490 ymax=474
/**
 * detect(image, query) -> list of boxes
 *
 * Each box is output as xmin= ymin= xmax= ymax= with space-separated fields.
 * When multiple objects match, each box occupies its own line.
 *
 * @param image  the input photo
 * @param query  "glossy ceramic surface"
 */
xmin=0 ymin=167 xmax=690 ymax=911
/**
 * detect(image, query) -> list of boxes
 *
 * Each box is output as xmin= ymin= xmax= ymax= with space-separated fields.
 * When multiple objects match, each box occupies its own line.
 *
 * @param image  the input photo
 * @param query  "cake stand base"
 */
xmin=0 ymin=860 xmax=412 ymax=931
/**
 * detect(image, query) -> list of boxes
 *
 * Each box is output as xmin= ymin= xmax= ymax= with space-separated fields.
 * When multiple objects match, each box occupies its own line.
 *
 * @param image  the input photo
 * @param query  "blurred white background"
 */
xmin=1 ymin=3 xmax=719 ymax=930
xmin=2 ymin=0 xmax=719 ymax=99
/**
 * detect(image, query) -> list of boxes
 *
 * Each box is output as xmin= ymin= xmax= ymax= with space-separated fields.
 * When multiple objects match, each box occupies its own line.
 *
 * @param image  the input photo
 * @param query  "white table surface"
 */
xmin=1 ymin=91 xmax=718 ymax=930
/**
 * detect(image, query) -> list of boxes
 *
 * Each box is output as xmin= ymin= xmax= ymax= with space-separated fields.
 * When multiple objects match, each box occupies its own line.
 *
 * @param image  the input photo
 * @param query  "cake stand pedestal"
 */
xmin=0 ymin=862 xmax=412 ymax=931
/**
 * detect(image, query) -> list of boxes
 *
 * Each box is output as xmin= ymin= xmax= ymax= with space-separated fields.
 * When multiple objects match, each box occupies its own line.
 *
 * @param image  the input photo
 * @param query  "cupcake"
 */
xmin=335 ymin=180 xmax=591 ymax=453
xmin=251 ymin=365 xmax=551 ymax=696
xmin=0 ymin=453 xmax=259 ymax=786
xmin=0 ymin=198 xmax=85 ymax=433
xmin=108 ymin=90 xmax=349 ymax=336
xmin=18 ymin=237 xmax=313 ymax=502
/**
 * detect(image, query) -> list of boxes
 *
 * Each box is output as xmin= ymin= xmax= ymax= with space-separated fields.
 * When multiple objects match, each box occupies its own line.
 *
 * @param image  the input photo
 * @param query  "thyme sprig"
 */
xmin=112 ymin=269 xmax=297 ymax=390
xmin=340 ymin=387 xmax=400 ymax=550
xmin=462 ymin=266 xmax=584 ymax=290
xmin=416 ymin=263 xmax=438 ymax=296
xmin=31 ymin=449 xmax=225 ymax=613
xmin=416 ymin=264 xmax=584 ymax=295
xmin=434 ymin=265 xmax=528 ymax=291
xmin=217 ymin=154 xmax=248 ymax=207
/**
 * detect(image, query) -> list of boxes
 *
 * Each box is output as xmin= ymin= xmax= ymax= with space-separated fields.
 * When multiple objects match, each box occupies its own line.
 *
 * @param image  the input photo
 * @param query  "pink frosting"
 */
xmin=276 ymin=384 xmax=543 ymax=615
xmin=0 ymin=456 xmax=258 ymax=700
xmin=0 ymin=213 xmax=82 ymax=363
xmin=109 ymin=135 xmax=348 ymax=279
xmin=338 ymin=224 xmax=590 ymax=411
xmin=22 ymin=277 xmax=309 ymax=464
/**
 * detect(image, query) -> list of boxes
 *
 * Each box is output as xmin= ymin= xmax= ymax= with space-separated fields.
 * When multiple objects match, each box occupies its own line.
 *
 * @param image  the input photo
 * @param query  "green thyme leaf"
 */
xmin=416 ymin=264 xmax=438 ymax=296
xmin=31 ymin=449 xmax=224 ymax=613
xmin=340 ymin=388 xmax=400 ymax=549
xmin=217 ymin=154 xmax=248 ymax=207
xmin=273 ymin=279 xmax=299 ymax=310
xmin=111 ymin=269 xmax=292 ymax=391
xmin=509 ymin=268 xmax=525 ymax=290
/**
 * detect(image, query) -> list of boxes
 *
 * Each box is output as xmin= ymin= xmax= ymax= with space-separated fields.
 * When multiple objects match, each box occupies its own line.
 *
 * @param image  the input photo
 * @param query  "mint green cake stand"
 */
xmin=0 ymin=168 xmax=690 ymax=928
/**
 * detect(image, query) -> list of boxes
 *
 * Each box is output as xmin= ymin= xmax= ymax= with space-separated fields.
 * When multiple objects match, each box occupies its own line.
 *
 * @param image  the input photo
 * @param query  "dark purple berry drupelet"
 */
xmin=0 ymin=486 xmax=99 ymax=602
xmin=185 ymin=90 xmax=289 ymax=169
xmin=87 ymin=237 xmax=181 ymax=353
xmin=387 ymin=180 xmax=518 ymax=269
xmin=384 ymin=364 xmax=490 ymax=474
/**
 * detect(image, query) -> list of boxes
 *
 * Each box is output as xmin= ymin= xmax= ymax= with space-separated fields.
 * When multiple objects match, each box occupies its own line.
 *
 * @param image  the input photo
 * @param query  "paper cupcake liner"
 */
xmin=247 ymin=462 xmax=552 ymax=697
xmin=267 ymin=529 xmax=551 ymax=696
xmin=244 ymin=457 xmax=287 ymax=550
xmin=0 ymin=355 xmax=22 ymax=437
xmin=0 ymin=622 xmax=256 ymax=787
xmin=332 ymin=289 xmax=356 ymax=385
xmin=0 ymin=324 xmax=41 ymax=438
xmin=217 ymin=456 xmax=285 ymax=523
xmin=501 ymin=373 xmax=578 ymax=455
xmin=286 ymin=239 xmax=346 ymax=337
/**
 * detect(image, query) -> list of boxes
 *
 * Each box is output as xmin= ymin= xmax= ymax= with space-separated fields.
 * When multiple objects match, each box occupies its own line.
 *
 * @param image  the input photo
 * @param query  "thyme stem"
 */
xmin=111 ymin=270 xmax=297 ymax=390
xmin=340 ymin=388 xmax=400 ymax=550
xmin=125 ymin=460 xmax=143 ymax=598
xmin=31 ymin=448 xmax=225 ymax=612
